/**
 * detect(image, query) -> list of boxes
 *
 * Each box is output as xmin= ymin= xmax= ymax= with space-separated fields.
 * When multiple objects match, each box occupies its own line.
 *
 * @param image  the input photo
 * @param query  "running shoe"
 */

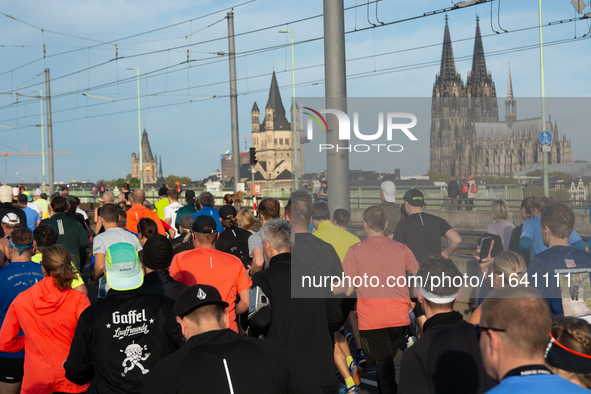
xmin=355 ymin=351 xmax=367 ymax=369
xmin=339 ymin=384 xmax=359 ymax=394
xmin=341 ymin=329 xmax=354 ymax=344
xmin=348 ymin=359 xmax=362 ymax=387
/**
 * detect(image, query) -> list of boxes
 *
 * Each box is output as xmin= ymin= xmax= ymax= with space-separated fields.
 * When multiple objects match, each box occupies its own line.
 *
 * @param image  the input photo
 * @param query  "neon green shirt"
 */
xmin=31 ymin=253 xmax=85 ymax=289
xmin=313 ymin=220 xmax=361 ymax=263
xmin=32 ymin=198 xmax=50 ymax=218
xmin=154 ymin=197 xmax=170 ymax=221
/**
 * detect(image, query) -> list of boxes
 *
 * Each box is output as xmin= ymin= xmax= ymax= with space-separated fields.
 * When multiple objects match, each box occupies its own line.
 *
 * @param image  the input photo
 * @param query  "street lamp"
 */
xmin=127 ymin=67 xmax=143 ymax=190
xmin=538 ymin=0 xmax=549 ymax=197
xmin=189 ymin=96 xmax=216 ymax=102
xmin=82 ymin=93 xmax=115 ymax=101
xmin=32 ymin=90 xmax=45 ymax=192
xmin=279 ymin=30 xmax=298 ymax=190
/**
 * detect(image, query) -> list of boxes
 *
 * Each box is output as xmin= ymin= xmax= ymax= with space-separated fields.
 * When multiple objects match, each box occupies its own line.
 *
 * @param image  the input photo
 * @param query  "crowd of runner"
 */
xmin=0 ymin=180 xmax=589 ymax=393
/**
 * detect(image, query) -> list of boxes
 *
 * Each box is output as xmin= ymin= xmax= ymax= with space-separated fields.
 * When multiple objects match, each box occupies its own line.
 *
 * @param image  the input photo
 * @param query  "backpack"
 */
xmin=460 ymin=181 xmax=469 ymax=194
xmin=99 ymin=185 xmax=105 ymax=193
xmin=217 ymin=229 xmax=252 ymax=268
xmin=470 ymin=183 xmax=478 ymax=194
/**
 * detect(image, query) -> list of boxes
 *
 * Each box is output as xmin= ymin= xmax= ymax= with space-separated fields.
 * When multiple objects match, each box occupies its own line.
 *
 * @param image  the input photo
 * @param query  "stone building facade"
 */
xmin=250 ymin=71 xmax=303 ymax=184
xmin=430 ymin=16 xmax=572 ymax=177
xmin=131 ymin=129 xmax=161 ymax=185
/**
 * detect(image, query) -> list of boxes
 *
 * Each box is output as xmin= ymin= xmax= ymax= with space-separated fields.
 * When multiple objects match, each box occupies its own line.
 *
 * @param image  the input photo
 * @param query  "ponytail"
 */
xmin=41 ymin=245 xmax=78 ymax=290
xmin=223 ymin=191 xmax=245 ymax=206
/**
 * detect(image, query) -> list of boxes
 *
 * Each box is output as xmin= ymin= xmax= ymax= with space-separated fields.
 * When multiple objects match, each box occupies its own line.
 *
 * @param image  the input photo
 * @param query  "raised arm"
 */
xmin=442 ymin=228 xmax=461 ymax=258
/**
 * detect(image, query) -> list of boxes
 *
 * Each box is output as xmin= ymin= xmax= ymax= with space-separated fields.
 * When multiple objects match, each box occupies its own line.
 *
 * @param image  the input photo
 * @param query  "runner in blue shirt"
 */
xmin=519 ymin=196 xmax=584 ymax=260
xmin=479 ymin=286 xmax=589 ymax=394
xmin=192 ymin=192 xmax=223 ymax=233
xmin=527 ymin=202 xmax=591 ymax=318
xmin=0 ymin=228 xmax=44 ymax=390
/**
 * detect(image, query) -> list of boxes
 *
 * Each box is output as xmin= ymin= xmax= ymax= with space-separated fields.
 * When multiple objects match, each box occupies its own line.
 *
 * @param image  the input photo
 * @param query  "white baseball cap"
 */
xmin=0 ymin=185 xmax=12 ymax=203
xmin=34 ymin=188 xmax=42 ymax=196
xmin=2 ymin=212 xmax=20 ymax=225
xmin=11 ymin=188 xmax=18 ymax=197
xmin=381 ymin=181 xmax=396 ymax=203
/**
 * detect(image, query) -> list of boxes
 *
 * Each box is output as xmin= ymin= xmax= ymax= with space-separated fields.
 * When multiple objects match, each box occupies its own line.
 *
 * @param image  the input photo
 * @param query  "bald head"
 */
xmin=481 ymin=286 xmax=550 ymax=358
xmin=131 ymin=189 xmax=145 ymax=204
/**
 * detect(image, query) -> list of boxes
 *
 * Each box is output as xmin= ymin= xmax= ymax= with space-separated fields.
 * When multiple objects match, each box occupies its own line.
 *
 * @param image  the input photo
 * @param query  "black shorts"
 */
xmin=0 ymin=356 xmax=24 ymax=383
xmin=337 ymin=296 xmax=357 ymax=327
xmin=359 ymin=326 xmax=405 ymax=365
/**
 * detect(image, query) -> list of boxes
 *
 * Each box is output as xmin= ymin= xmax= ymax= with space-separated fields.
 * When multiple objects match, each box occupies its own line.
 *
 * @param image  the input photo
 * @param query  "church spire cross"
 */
xmin=471 ymin=16 xmax=488 ymax=80
xmin=440 ymin=14 xmax=457 ymax=80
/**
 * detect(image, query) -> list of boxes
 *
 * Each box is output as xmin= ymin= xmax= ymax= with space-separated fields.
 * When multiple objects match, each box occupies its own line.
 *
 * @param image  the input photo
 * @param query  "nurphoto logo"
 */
xmin=303 ymin=107 xmax=418 ymax=153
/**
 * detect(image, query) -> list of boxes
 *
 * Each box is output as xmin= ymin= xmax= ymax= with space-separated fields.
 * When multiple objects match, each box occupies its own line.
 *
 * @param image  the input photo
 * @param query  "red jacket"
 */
xmin=125 ymin=204 xmax=166 ymax=235
xmin=0 ymin=276 xmax=90 ymax=394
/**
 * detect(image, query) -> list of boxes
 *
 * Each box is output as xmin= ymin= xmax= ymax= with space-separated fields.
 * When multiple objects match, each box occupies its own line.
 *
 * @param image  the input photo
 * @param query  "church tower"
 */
xmin=250 ymin=71 xmax=302 ymax=183
xmin=131 ymin=129 xmax=158 ymax=185
xmin=505 ymin=64 xmax=516 ymax=128
xmin=466 ymin=16 xmax=498 ymax=122
xmin=430 ymin=15 xmax=469 ymax=176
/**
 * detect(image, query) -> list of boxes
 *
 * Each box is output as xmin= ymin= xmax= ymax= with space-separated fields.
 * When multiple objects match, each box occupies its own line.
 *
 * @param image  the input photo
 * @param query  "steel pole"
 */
xmin=323 ymin=0 xmax=350 ymax=212
xmin=135 ymin=68 xmax=143 ymax=190
xmin=289 ymin=31 xmax=298 ymax=190
xmin=44 ymin=69 xmax=54 ymax=195
xmin=40 ymin=92 xmax=45 ymax=191
xmin=33 ymin=90 xmax=45 ymax=191
xmin=227 ymin=11 xmax=241 ymax=192
xmin=538 ymin=0 xmax=549 ymax=197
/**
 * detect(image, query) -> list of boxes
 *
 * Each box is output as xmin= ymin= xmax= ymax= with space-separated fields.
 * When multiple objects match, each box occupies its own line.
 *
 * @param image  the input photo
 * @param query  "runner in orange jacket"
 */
xmin=0 ymin=245 xmax=90 ymax=394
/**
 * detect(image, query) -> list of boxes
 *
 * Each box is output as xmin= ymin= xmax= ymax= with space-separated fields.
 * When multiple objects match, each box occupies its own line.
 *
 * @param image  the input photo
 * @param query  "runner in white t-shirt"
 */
xmin=164 ymin=189 xmax=183 ymax=238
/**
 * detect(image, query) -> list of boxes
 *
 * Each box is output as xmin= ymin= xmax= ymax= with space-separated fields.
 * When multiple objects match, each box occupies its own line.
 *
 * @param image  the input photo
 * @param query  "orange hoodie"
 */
xmin=125 ymin=204 xmax=166 ymax=235
xmin=0 ymin=276 xmax=90 ymax=394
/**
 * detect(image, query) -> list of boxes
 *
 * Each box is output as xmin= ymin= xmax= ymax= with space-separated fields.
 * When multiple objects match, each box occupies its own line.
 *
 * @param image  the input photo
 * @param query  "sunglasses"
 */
xmin=474 ymin=324 xmax=506 ymax=340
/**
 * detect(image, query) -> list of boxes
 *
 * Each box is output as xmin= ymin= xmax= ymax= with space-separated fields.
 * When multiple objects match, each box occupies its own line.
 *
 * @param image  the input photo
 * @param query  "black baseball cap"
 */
xmin=219 ymin=205 xmax=237 ymax=220
xmin=185 ymin=190 xmax=195 ymax=204
xmin=192 ymin=215 xmax=218 ymax=233
xmin=142 ymin=234 xmax=173 ymax=270
xmin=175 ymin=284 xmax=229 ymax=318
xmin=403 ymin=189 xmax=426 ymax=206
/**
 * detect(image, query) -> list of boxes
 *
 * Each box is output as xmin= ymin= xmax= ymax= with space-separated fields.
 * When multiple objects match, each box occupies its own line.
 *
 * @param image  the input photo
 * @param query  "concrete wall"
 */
xmin=351 ymin=208 xmax=591 ymax=236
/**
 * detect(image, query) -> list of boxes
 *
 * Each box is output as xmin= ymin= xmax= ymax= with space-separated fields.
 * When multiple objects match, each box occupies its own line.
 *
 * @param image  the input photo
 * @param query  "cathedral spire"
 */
xmin=471 ymin=16 xmax=488 ymax=80
xmin=505 ymin=63 xmax=516 ymax=128
xmin=159 ymin=155 xmax=163 ymax=178
xmin=440 ymin=14 xmax=457 ymax=80
xmin=507 ymin=63 xmax=514 ymax=99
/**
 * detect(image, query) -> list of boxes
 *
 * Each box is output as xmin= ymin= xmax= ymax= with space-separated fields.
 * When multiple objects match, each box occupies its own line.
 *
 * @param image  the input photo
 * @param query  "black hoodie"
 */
xmin=399 ymin=311 xmax=495 ymax=394
xmin=64 ymin=287 xmax=183 ymax=394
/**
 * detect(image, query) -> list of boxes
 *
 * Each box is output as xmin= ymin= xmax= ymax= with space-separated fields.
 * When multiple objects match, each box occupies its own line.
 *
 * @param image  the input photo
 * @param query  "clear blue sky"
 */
xmin=0 ymin=0 xmax=589 ymax=184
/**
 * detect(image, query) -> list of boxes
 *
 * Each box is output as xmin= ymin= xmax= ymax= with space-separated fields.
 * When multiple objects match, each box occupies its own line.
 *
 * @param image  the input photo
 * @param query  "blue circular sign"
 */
xmin=539 ymin=130 xmax=552 ymax=146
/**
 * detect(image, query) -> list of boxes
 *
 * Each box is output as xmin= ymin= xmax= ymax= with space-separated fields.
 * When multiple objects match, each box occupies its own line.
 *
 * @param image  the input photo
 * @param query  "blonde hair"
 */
xmin=41 ymin=245 xmax=77 ymax=290
xmin=551 ymin=317 xmax=591 ymax=388
xmin=491 ymin=199 xmax=511 ymax=220
xmin=236 ymin=208 xmax=255 ymax=231
xmin=493 ymin=251 xmax=527 ymax=285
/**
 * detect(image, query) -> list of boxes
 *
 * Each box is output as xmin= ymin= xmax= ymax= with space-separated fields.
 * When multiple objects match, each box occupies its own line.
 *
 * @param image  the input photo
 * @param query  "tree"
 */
xmin=426 ymin=170 xmax=451 ymax=183
xmin=165 ymin=175 xmax=192 ymax=186
xmin=550 ymin=171 xmax=572 ymax=182
xmin=526 ymin=169 xmax=543 ymax=177
xmin=482 ymin=175 xmax=519 ymax=185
